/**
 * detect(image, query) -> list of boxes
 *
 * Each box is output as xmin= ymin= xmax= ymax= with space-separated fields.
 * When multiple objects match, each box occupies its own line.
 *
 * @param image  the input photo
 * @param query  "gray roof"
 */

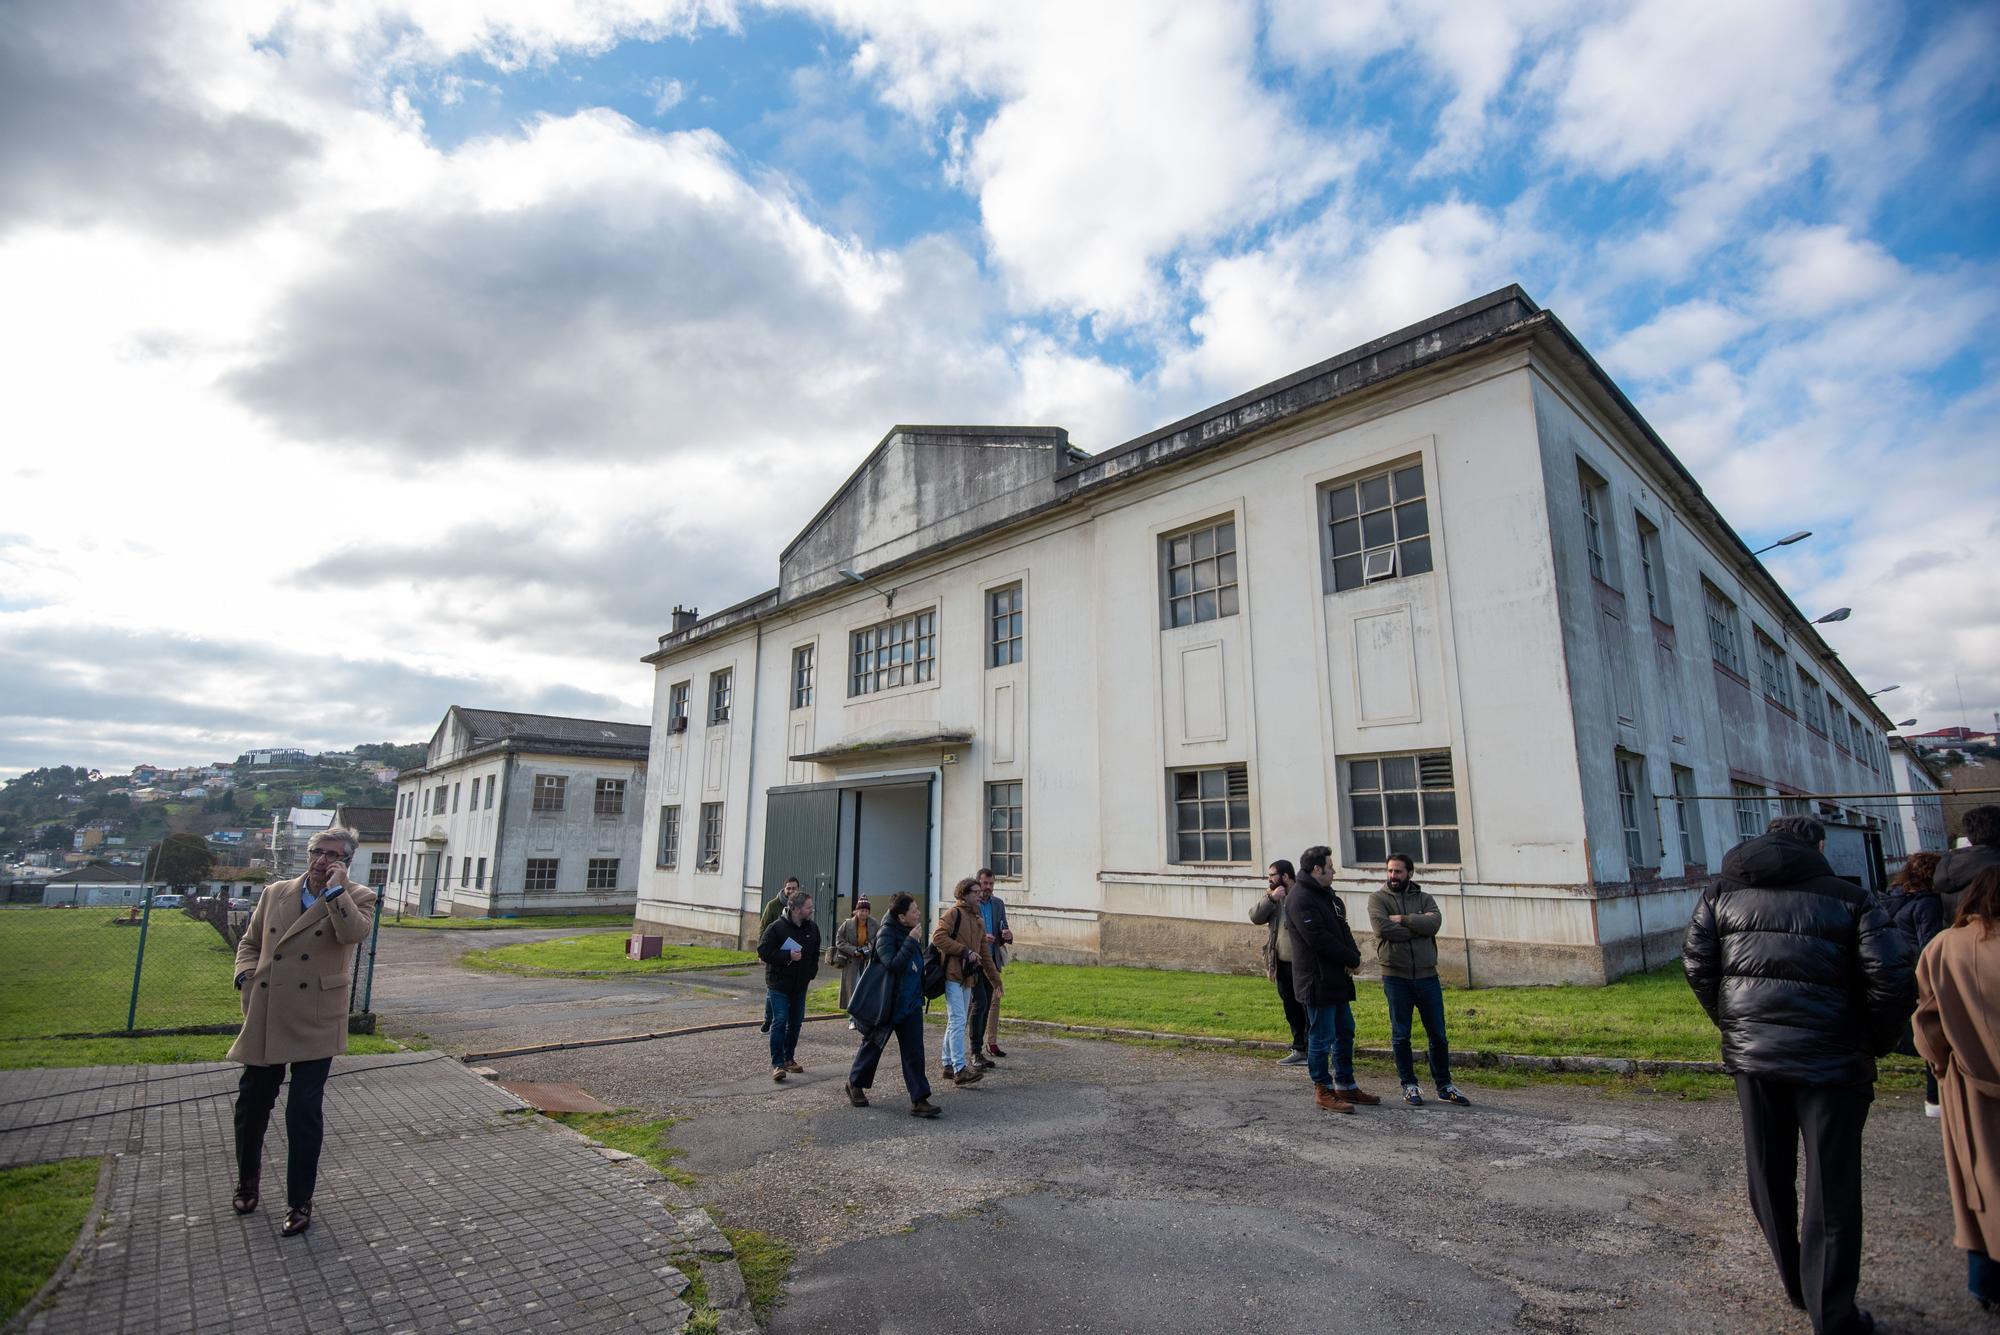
xmin=335 ymin=804 xmax=395 ymax=839
xmin=453 ymin=708 xmax=649 ymax=751
xmin=46 ymin=861 xmax=143 ymax=884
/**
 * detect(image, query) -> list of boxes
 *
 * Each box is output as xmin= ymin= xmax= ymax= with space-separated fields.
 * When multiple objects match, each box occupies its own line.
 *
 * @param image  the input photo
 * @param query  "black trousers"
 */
xmin=849 ymin=1010 xmax=931 ymax=1104
xmin=1272 ymin=960 xmax=1307 ymax=1052
xmin=967 ymin=975 xmax=994 ymax=1058
xmin=1734 ymin=1075 xmax=1873 ymax=1335
xmin=235 ymin=1058 xmax=333 ymax=1209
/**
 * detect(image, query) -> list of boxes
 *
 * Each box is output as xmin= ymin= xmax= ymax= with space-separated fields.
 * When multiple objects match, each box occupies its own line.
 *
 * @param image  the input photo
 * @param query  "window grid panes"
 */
xmin=1827 ymin=693 xmax=1846 ymax=747
xmin=988 ymin=584 xmax=1023 ymax=666
xmin=1672 ymin=767 xmax=1702 ymax=868
xmin=1616 ymin=754 xmax=1646 ymax=867
xmin=594 ymin=778 xmax=626 ymax=818
xmin=1800 ymin=672 xmax=1826 ymax=731
xmin=1754 ymin=630 xmax=1793 ymax=710
xmin=657 ymin=805 xmax=680 ymax=868
xmin=452 ymin=783 xmax=461 ymax=813
xmin=474 ymin=857 xmax=485 ymax=889
xmin=460 ymin=857 xmax=470 ymax=887
xmin=698 ymin=802 xmax=723 ymax=871
xmin=1164 ymin=521 xmax=1240 ymax=627
xmin=1579 ymin=466 xmax=1608 ymax=583
xmin=1703 ymin=582 xmax=1744 ymax=675
xmin=531 ymin=774 xmax=566 ymax=814
xmin=668 ymin=682 xmax=690 ymax=728
xmin=1171 ymin=766 xmax=1252 ymax=863
xmin=1637 ymin=515 xmax=1668 ymax=620
xmin=708 ymin=669 xmax=732 ymax=725
xmin=1328 ymin=465 xmax=1430 ymax=591
xmin=586 ymin=858 xmax=620 ymax=891
xmin=849 ymin=609 xmax=938 ymax=696
xmin=1732 ymin=783 xmax=1767 ymax=844
xmin=1346 ymin=752 xmax=1460 ymax=866
xmin=791 ymin=644 xmax=815 ymax=709
xmin=524 ymin=858 xmax=559 ymax=892
xmin=986 ymin=781 xmax=1023 ymax=877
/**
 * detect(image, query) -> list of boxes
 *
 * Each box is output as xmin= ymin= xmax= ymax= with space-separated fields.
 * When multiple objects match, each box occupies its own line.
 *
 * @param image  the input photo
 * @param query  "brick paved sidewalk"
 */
xmin=0 ymin=1054 xmax=750 ymax=1334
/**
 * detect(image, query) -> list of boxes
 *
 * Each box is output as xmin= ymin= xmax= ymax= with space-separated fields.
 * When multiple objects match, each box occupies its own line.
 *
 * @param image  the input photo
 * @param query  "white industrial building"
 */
xmin=632 ymin=288 xmax=1896 ymax=984
xmin=1887 ymin=737 xmax=1949 ymax=860
xmin=386 ymin=707 xmax=650 ymax=918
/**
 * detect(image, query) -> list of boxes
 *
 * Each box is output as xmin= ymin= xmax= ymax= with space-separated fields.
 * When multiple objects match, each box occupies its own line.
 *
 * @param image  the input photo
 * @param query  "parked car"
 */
xmin=150 ymin=894 xmax=183 ymax=909
xmin=228 ymin=897 xmax=255 ymax=911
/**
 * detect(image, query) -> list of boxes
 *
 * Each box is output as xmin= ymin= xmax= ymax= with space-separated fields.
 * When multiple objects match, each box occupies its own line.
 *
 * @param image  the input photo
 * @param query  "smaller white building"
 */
xmin=40 ymin=861 xmax=149 ymax=906
xmin=1889 ymin=737 xmax=1949 ymax=858
xmin=335 ymin=804 xmax=394 ymax=889
xmin=272 ymin=807 xmax=336 ymax=878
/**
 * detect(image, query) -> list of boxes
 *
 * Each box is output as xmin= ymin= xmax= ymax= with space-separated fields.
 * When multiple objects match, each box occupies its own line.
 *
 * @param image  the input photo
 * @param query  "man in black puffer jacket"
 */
xmin=1685 ymin=816 xmax=1916 ymax=1335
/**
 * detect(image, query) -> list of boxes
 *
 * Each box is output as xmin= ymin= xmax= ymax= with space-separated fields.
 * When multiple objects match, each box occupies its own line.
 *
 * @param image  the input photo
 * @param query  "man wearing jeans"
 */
xmin=756 ymin=889 xmax=820 ymax=1081
xmin=1284 ymin=845 xmax=1375 ymax=1113
xmin=1368 ymin=853 xmax=1470 ymax=1108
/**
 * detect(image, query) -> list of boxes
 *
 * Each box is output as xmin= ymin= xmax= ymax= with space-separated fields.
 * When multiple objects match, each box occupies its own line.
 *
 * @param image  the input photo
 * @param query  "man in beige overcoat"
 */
xmin=228 ymin=825 xmax=377 ymax=1236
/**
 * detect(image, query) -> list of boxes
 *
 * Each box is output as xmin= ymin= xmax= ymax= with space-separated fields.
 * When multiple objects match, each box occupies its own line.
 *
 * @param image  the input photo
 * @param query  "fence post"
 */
xmin=359 ymin=890 xmax=384 ymax=1013
xmin=126 ymin=888 xmax=154 ymax=1032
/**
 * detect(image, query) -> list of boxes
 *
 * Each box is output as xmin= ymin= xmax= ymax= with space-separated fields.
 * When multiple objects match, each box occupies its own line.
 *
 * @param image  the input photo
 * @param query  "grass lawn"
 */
xmin=384 ymin=913 xmax=636 ymax=931
xmin=1 ymin=1157 xmax=99 ymax=1324
xmin=462 ymin=933 xmax=756 ymax=977
xmin=547 ymin=1110 xmax=696 ymax=1186
xmin=0 ymin=908 xmax=243 ymax=1038
xmin=722 ymin=1227 xmax=795 ymax=1324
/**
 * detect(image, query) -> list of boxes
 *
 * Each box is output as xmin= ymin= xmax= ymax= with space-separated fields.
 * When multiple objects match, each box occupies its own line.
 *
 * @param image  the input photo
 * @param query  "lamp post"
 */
xmin=1867 ymin=685 xmax=1900 ymax=698
xmin=1813 ymin=608 xmax=1851 ymax=624
xmin=837 ymin=568 xmax=897 ymax=609
xmin=1892 ymin=719 xmax=1917 ymax=730
xmin=1750 ymin=530 xmax=1812 ymax=556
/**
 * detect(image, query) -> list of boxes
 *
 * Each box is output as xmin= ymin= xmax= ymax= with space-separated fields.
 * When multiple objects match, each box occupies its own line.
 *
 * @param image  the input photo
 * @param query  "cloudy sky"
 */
xmin=2 ymin=0 xmax=1996 ymax=777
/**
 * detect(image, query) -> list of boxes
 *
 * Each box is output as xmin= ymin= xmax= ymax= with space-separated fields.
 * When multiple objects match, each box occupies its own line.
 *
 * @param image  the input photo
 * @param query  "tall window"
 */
xmin=791 ymin=644 xmax=815 ymax=709
xmin=1636 ymin=514 xmax=1668 ymax=620
xmin=524 ymin=858 xmax=559 ymax=891
xmin=1345 ymin=752 xmax=1459 ymax=866
xmin=1799 ymin=671 xmax=1826 ymax=731
xmin=1672 ymin=767 xmax=1703 ymax=868
xmin=1826 ymin=692 xmax=1845 ymax=746
xmin=708 ymin=669 xmax=732 ymax=725
xmin=1731 ymin=782 xmax=1767 ymax=844
xmin=667 ymin=681 xmax=691 ymax=731
xmin=986 ymin=781 xmax=1023 ymax=877
xmin=1847 ymin=714 xmax=1865 ymax=759
xmin=1753 ymin=630 xmax=1793 ymax=710
xmin=485 ymin=774 xmax=496 ymax=809
xmin=474 ymin=857 xmax=486 ymax=889
xmin=1171 ymin=765 xmax=1251 ymax=863
xmin=586 ymin=858 xmax=620 ymax=891
xmin=460 ymin=856 xmax=471 ymax=887
xmin=595 ymin=778 xmax=626 ymax=817
xmin=1327 ymin=464 xmax=1430 ymax=591
xmin=531 ymin=774 xmax=566 ymax=814
xmin=1702 ymin=581 xmax=1745 ymax=675
xmin=368 ymin=852 xmax=390 ymax=888
xmin=1615 ymin=753 xmax=1649 ymax=867
xmin=988 ymin=584 xmax=1024 ymax=666
xmin=849 ymin=609 xmax=938 ymax=696
xmin=1164 ymin=520 xmax=1239 ymax=626
xmin=697 ymin=802 xmax=724 ymax=871
xmin=1578 ymin=463 xmax=1611 ymax=584
xmin=452 ymin=782 xmax=461 ymax=812
xmin=657 ymin=806 xmax=681 ymax=868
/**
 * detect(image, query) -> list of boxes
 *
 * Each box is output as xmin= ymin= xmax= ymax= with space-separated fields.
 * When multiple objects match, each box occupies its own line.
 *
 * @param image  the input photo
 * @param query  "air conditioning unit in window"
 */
xmin=668 ymin=716 xmax=688 ymax=734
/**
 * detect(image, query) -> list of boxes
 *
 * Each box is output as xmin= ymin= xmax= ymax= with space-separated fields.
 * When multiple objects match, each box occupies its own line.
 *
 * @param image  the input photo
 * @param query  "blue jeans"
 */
xmin=941 ymin=980 xmax=972 ymax=1069
xmin=1305 ymin=1002 xmax=1355 ymax=1089
xmin=1383 ymin=974 xmax=1453 ymax=1090
xmin=767 ymin=988 xmax=805 ymax=1067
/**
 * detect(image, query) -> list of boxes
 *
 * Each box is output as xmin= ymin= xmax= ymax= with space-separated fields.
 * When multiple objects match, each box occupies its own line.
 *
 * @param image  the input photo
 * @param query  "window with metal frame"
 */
xmin=849 ymin=609 xmax=938 ymax=696
xmin=1672 ymin=767 xmax=1703 ymax=868
xmin=708 ymin=669 xmax=733 ymax=725
xmin=986 ymin=781 xmax=1023 ymax=877
xmin=531 ymin=774 xmax=567 ymax=814
xmin=594 ymin=778 xmax=626 ymax=818
xmin=1327 ymin=464 xmax=1430 ymax=591
xmin=698 ymin=802 xmax=724 ymax=871
xmin=1170 ymin=765 xmax=1251 ymax=863
xmin=460 ymin=856 xmax=471 ymax=887
xmin=1799 ymin=671 xmax=1826 ymax=731
xmin=475 ymin=857 xmax=486 ymax=889
xmin=1702 ymin=581 xmax=1745 ymax=675
xmin=657 ymin=805 xmax=680 ymax=869
xmin=668 ymin=681 xmax=690 ymax=730
xmin=791 ymin=644 xmax=815 ymax=709
xmin=1731 ymin=782 xmax=1767 ymax=843
xmin=1578 ymin=463 xmax=1611 ymax=584
xmin=1616 ymin=753 xmax=1649 ymax=867
xmin=988 ymin=584 xmax=1024 ymax=666
xmin=485 ymin=774 xmax=496 ymax=809
xmin=1753 ymin=629 xmax=1793 ymax=710
xmin=1636 ymin=513 xmax=1669 ymax=619
xmin=524 ymin=858 xmax=559 ymax=891
xmin=1346 ymin=752 xmax=1460 ymax=866
xmin=586 ymin=858 xmax=620 ymax=891
xmin=1163 ymin=520 xmax=1239 ymax=627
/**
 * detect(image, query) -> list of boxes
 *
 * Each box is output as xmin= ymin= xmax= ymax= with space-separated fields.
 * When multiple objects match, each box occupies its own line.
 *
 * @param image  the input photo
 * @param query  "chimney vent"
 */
xmin=671 ymin=605 xmax=699 ymax=632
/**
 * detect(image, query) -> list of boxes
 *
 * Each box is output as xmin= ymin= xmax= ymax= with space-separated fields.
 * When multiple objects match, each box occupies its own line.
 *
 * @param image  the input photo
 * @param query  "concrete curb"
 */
xmin=460 ymin=1012 xmax=847 ymax=1064
xmin=2 ymin=1154 xmax=116 ymax=1335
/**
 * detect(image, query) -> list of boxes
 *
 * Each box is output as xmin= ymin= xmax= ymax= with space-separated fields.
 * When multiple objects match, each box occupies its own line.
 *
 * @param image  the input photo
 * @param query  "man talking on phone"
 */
xmin=227 ymin=825 xmax=378 ymax=1237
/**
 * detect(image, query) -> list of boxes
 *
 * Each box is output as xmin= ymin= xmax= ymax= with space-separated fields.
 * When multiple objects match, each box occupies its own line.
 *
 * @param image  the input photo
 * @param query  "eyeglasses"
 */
xmin=309 ymin=849 xmax=351 ymax=863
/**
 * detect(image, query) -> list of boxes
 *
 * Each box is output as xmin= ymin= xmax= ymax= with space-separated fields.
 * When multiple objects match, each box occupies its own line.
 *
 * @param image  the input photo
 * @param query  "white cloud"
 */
xmin=648 ymin=75 xmax=687 ymax=113
xmin=1602 ymin=301 xmax=1753 ymax=382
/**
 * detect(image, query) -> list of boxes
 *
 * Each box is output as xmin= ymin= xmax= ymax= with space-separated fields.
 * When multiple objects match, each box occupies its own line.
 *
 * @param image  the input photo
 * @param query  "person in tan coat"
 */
xmin=1913 ymin=864 xmax=2000 ymax=1313
xmin=933 ymin=878 xmax=998 ymax=1085
xmin=228 ymin=826 xmax=378 ymax=1237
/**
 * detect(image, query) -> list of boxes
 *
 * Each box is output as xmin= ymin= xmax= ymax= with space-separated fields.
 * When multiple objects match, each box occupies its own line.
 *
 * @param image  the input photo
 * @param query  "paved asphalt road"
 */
xmin=371 ymin=926 xmax=1979 ymax=1334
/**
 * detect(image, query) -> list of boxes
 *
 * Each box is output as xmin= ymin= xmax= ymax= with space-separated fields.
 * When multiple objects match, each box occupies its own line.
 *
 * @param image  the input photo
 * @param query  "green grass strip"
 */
xmin=546 ymin=1109 xmax=696 ymax=1186
xmin=0 ymin=1031 xmax=405 ymax=1070
xmin=383 ymin=913 xmax=637 ymax=931
xmin=461 ymin=933 xmax=755 ymax=977
xmin=721 ymin=1226 xmax=795 ymax=1323
xmin=1 ymin=1157 xmax=100 ymax=1324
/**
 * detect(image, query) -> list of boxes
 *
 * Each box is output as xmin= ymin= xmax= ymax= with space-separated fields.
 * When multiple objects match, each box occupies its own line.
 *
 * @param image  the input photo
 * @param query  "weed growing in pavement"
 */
xmin=546 ymin=1110 xmax=698 ymax=1187
xmin=721 ymin=1227 xmax=795 ymax=1323
xmin=1 ymin=1157 xmax=100 ymax=1324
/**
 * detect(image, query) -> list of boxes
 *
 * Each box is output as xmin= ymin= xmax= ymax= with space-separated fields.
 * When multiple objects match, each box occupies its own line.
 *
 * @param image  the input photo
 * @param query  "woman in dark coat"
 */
xmin=1884 ymin=851 xmax=1946 ymax=1115
xmin=843 ymin=893 xmax=938 ymax=1117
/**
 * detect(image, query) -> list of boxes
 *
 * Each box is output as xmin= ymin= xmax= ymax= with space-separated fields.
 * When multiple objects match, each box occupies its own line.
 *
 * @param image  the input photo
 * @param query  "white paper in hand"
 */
xmin=781 ymin=937 xmax=803 ymax=953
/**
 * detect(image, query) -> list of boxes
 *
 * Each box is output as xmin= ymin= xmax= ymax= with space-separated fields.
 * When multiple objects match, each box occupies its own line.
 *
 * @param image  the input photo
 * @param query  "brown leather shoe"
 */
xmin=953 ymin=1067 xmax=985 ymax=1087
xmin=1314 ymin=1086 xmax=1355 ymax=1114
xmin=909 ymin=1100 xmax=941 ymax=1118
xmin=940 ymin=1064 xmax=957 ymax=1081
xmin=1334 ymin=1086 xmax=1381 ymax=1106
xmin=783 ymin=1060 xmax=805 ymax=1074
xmin=971 ymin=1055 xmax=995 ymax=1070
xmin=772 ymin=1066 xmax=787 ymax=1082
xmin=231 ymin=1180 xmax=259 ymax=1216
xmin=844 ymin=1081 xmax=869 ymax=1107
xmin=280 ymin=1203 xmax=313 ymax=1237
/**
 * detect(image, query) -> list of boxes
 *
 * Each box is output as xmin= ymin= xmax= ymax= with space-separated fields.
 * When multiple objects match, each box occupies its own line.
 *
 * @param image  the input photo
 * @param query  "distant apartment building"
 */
xmin=386 ymin=707 xmax=650 ymax=917
xmin=238 ymin=748 xmax=310 ymax=767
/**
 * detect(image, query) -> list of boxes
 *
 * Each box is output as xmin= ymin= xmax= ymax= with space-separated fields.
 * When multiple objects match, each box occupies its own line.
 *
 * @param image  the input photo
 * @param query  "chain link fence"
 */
xmin=0 ymin=888 xmax=381 ymax=1042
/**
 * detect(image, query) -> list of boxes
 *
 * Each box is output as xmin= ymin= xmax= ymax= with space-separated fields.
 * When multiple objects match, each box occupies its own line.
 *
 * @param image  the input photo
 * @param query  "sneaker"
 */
xmin=1925 ymin=1101 xmax=1942 ymax=1119
xmin=844 ymin=1081 xmax=868 ymax=1107
xmin=784 ymin=1060 xmax=805 ymax=1074
xmin=953 ymin=1067 xmax=985 ymax=1087
xmin=1334 ymin=1086 xmax=1381 ymax=1106
xmin=1402 ymin=1085 xmax=1424 ymax=1107
xmin=1314 ymin=1085 xmax=1355 ymax=1114
xmin=910 ymin=1100 xmax=941 ymax=1118
xmin=1277 ymin=1050 xmax=1308 ymax=1067
xmin=988 ymin=1044 xmax=1008 ymax=1058
xmin=773 ymin=1067 xmax=787 ymax=1082
xmin=1437 ymin=1085 xmax=1471 ymax=1106
xmin=971 ymin=1055 xmax=996 ymax=1071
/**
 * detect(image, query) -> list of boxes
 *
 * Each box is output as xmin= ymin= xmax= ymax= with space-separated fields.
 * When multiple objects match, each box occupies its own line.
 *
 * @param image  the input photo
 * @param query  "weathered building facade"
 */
xmin=386 ymin=707 xmax=649 ymax=918
xmin=633 ymin=288 xmax=1896 ymax=984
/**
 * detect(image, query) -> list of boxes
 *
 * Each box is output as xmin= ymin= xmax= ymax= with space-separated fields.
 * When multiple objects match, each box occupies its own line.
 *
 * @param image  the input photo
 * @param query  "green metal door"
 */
xmin=761 ymin=787 xmax=840 ymax=924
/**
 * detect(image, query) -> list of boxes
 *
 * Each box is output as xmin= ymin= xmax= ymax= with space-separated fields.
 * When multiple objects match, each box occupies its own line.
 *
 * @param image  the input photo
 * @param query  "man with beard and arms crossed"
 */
xmin=1284 ymin=845 xmax=1376 ymax=1112
xmin=1685 ymin=815 xmax=1915 ymax=1334
xmin=1368 ymin=852 xmax=1470 ymax=1106
xmin=1251 ymin=859 xmax=1308 ymax=1066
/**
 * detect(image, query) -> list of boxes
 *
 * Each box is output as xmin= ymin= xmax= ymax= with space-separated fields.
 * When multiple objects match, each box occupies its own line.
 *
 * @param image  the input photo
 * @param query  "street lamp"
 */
xmin=1867 ymin=685 xmax=1900 ymax=698
xmin=837 ymin=568 xmax=897 ymax=609
xmin=1893 ymin=719 xmax=1917 ymax=729
xmin=1750 ymin=530 xmax=1812 ymax=556
xmin=1813 ymin=608 xmax=1851 ymax=624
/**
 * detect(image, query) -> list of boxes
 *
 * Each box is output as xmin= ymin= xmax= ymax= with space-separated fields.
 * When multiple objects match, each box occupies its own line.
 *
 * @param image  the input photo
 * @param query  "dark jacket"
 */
xmin=1284 ymin=870 xmax=1360 ymax=1007
xmin=1683 ymin=832 xmax=1916 ymax=1086
xmin=1249 ymin=887 xmax=1291 ymax=981
xmin=1935 ymin=842 xmax=2000 ymax=922
xmin=1881 ymin=889 xmax=1945 ymax=962
xmin=756 ymin=913 xmax=822 ymax=993
xmin=847 ymin=918 xmax=924 ymax=1030
xmin=1367 ymin=882 xmax=1443 ymax=979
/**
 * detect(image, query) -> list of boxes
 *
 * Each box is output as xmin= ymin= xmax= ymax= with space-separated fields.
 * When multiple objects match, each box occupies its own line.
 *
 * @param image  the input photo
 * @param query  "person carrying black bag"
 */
xmin=844 ymin=893 xmax=940 ymax=1118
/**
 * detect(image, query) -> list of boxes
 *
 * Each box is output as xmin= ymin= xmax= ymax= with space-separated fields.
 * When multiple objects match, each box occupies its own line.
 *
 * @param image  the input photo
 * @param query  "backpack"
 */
xmin=919 ymin=906 xmax=958 ymax=1000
